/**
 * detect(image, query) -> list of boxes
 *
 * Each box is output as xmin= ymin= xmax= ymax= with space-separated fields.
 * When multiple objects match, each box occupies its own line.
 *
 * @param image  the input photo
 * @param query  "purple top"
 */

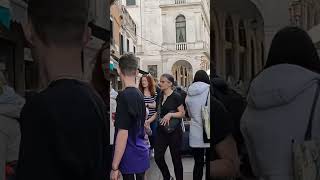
xmin=114 ymin=87 xmax=149 ymax=174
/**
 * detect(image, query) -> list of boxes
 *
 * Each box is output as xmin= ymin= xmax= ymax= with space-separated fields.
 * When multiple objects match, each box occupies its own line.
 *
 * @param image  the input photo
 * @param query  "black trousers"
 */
xmin=192 ymin=148 xmax=210 ymax=180
xmin=154 ymin=127 xmax=183 ymax=180
xmin=122 ymin=172 xmax=145 ymax=180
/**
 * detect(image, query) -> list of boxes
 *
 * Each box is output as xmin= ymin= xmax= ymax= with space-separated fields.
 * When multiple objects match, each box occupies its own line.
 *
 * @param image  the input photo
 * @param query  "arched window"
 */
xmin=239 ymin=21 xmax=246 ymax=47
xmin=261 ymin=42 xmax=264 ymax=68
xmin=175 ymin=70 xmax=178 ymax=81
xmin=239 ymin=52 xmax=246 ymax=81
xmin=176 ymin=15 xmax=186 ymax=43
xmin=225 ymin=16 xmax=234 ymax=42
xmin=225 ymin=16 xmax=235 ymax=79
xmin=251 ymin=39 xmax=255 ymax=79
xmin=180 ymin=66 xmax=184 ymax=86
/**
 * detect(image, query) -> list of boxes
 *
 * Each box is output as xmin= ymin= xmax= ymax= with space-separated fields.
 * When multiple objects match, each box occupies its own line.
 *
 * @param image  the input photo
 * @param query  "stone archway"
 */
xmin=172 ymin=60 xmax=193 ymax=88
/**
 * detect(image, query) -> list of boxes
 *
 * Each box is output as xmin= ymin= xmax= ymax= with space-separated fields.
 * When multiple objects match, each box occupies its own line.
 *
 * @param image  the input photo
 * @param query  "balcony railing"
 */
xmin=160 ymin=0 xmax=202 ymax=6
xmin=175 ymin=0 xmax=186 ymax=4
xmin=162 ymin=41 xmax=209 ymax=52
xmin=176 ymin=43 xmax=188 ymax=50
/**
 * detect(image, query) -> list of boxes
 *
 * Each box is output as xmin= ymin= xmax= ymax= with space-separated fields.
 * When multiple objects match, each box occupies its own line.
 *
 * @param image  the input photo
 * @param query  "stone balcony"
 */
xmin=162 ymin=41 xmax=210 ymax=54
xmin=160 ymin=0 xmax=204 ymax=6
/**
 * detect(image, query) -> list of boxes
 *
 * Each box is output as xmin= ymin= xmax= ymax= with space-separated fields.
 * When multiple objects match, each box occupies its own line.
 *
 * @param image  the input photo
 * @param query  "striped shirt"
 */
xmin=144 ymin=94 xmax=157 ymax=119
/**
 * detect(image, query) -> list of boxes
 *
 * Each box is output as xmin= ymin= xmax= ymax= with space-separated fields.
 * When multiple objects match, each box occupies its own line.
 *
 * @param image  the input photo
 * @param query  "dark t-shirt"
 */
xmin=157 ymin=91 xmax=183 ymax=118
xmin=17 ymin=79 xmax=108 ymax=180
xmin=114 ymin=87 xmax=149 ymax=174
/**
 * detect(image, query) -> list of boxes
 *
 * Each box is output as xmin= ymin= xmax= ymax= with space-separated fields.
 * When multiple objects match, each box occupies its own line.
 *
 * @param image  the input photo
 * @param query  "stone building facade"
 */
xmin=124 ymin=0 xmax=210 ymax=88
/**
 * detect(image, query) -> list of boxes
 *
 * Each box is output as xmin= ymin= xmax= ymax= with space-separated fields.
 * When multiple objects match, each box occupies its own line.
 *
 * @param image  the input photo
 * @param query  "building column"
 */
xmin=220 ymin=13 xmax=227 ymax=78
xmin=233 ymin=17 xmax=240 ymax=81
xmin=177 ymin=65 xmax=181 ymax=86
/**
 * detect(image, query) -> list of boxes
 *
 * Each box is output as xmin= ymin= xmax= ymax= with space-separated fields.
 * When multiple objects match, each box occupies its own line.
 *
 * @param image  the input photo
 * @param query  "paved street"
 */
xmin=118 ymin=148 xmax=205 ymax=180
xmin=145 ymin=149 xmax=206 ymax=180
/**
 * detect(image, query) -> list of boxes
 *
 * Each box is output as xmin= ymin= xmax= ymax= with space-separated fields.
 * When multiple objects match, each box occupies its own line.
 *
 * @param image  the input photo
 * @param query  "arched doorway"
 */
xmin=239 ymin=20 xmax=247 ymax=81
xmin=225 ymin=16 xmax=235 ymax=80
xmin=172 ymin=60 xmax=193 ymax=88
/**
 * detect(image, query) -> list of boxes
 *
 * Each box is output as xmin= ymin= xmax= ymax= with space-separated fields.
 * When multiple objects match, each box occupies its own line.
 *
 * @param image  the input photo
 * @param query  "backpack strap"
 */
xmin=205 ymin=88 xmax=210 ymax=106
xmin=304 ymin=81 xmax=320 ymax=140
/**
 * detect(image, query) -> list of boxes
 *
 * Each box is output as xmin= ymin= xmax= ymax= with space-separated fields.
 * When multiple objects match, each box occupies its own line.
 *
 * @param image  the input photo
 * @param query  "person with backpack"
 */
xmin=185 ymin=70 xmax=210 ymax=180
xmin=240 ymin=27 xmax=320 ymax=180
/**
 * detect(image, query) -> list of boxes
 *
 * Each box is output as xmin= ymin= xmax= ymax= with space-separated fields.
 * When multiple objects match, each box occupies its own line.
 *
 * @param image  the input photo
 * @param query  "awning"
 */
xmin=0 ymin=4 xmax=11 ymax=29
xmin=110 ymin=56 xmax=118 ymax=71
xmin=139 ymin=69 xmax=148 ymax=75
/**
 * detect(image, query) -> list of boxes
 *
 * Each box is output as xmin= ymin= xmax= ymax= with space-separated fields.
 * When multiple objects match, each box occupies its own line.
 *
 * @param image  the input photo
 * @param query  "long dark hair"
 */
xmin=193 ymin=70 xmax=210 ymax=84
xmin=264 ymin=26 xmax=320 ymax=74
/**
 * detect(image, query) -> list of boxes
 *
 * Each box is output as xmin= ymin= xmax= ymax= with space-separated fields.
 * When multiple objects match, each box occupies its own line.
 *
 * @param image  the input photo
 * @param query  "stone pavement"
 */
xmin=145 ymin=149 xmax=206 ymax=180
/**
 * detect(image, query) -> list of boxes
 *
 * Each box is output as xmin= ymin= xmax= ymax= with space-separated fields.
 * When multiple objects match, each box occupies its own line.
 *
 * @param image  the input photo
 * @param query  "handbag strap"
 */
xmin=205 ymin=88 xmax=210 ymax=106
xmin=305 ymin=81 xmax=320 ymax=140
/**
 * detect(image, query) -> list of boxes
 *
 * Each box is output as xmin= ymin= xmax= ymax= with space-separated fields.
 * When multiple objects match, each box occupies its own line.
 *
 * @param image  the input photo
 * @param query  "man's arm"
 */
xmin=112 ymin=129 xmax=128 ymax=170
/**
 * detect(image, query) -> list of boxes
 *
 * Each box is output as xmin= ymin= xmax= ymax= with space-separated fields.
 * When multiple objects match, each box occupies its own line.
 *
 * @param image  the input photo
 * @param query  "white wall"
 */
xmin=126 ymin=0 xmax=210 ymax=78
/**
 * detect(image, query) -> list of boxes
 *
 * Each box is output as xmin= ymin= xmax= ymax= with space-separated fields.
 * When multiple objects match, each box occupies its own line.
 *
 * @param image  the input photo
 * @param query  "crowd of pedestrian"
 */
xmin=109 ymin=53 xmax=212 ymax=180
xmin=1 ymin=0 xmax=320 ymax=180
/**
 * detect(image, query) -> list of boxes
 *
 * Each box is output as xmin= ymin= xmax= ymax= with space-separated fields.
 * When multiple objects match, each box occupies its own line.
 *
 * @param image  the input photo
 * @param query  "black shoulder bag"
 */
xmin=157 ymin=93 xmax=181 ymax=134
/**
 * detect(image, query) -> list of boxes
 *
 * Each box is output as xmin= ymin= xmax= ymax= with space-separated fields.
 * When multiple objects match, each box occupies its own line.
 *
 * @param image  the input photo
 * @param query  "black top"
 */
xmin=157 ymin=91 xmax=183 ymax=118
xmin=17 ymin=79 xmax=108 ymax=180
xmin=114 ymin=87 xmax=146 ymax=137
